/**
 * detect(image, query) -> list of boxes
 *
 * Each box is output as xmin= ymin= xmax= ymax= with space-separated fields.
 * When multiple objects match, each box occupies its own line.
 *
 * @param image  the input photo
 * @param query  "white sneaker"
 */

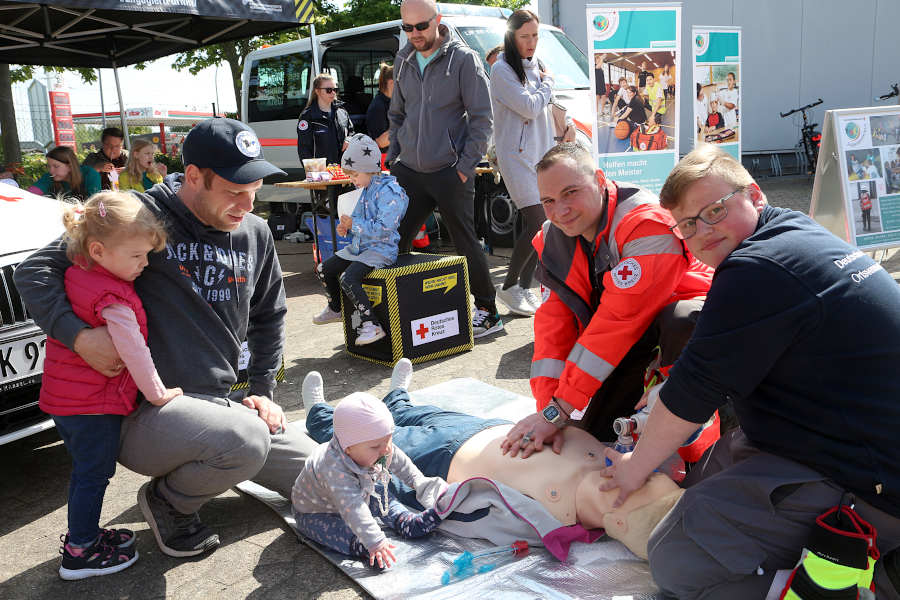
xmin=312 ymin=306 xmax=342 ymax=325
xmin=390 ymin=358 xmax=413 ymax=391
xmin=524 ymin=288 xmax=543 ymax=310
xmin=301 ymin=371 xmax=325 ymax=408
xmin=495 ymin=284 xmax=535 ymax=316
xmin=356 ymin=321 xmax=386 ymax=345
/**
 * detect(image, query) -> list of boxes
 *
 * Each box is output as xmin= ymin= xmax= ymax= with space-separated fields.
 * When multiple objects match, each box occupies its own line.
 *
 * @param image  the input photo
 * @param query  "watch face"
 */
xmin=542 ymin=405 xmax=560 ymax=421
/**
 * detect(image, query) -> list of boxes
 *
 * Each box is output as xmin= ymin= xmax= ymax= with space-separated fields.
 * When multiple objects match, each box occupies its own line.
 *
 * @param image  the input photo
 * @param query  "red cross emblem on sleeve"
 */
xmin=611 ymin=257 xmax=642 ymax=289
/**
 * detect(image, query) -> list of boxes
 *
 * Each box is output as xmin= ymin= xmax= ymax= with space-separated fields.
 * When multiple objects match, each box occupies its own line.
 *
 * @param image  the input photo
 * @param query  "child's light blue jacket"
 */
xmin=336 ymin=173 xmax=409 ymax=268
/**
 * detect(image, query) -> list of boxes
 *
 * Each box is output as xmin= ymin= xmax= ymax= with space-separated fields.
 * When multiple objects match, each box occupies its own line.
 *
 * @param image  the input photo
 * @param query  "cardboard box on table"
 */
xmin=340 ymin=253 xmax=473 ymax=365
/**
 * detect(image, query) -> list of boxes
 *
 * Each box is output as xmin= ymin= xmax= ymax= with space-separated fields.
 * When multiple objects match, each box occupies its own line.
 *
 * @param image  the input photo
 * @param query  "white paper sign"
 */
xmin=410 ymin=310 xmax=459 ymax=347
xmin=337 ymin=187 xmax=361 ymax=218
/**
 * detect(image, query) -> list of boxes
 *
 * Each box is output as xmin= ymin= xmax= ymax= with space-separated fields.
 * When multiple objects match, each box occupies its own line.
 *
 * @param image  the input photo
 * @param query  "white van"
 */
xmin=241 ymin=3 xmax=592 ymax=245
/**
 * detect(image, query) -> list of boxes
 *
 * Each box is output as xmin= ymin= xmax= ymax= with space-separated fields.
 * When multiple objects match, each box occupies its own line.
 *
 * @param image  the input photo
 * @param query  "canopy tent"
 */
xmin=0 ymin=0 xmax=318 ymax=146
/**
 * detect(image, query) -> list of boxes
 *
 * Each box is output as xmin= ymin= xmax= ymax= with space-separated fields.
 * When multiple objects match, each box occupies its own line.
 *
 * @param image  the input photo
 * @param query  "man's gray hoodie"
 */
xmin=14 ymin=176 xmax=287 ymax=399
xmin=387 ymin=24 xmax=493 ymax=179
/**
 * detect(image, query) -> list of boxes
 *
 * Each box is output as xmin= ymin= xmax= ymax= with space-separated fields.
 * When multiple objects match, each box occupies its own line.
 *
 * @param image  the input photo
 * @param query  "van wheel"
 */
xmin=477 ymin=180 xmax=518 ymax=248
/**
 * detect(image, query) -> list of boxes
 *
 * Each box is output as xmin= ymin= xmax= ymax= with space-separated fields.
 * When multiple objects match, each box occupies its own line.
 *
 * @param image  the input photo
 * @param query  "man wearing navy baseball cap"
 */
xmin=16 ymin=118 xmax=319 ymax=559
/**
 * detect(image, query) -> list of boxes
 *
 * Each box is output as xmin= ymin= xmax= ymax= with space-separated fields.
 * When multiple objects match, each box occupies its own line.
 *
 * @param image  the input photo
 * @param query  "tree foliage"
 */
xmin=170 ymin=0 xmax=527 ymax=118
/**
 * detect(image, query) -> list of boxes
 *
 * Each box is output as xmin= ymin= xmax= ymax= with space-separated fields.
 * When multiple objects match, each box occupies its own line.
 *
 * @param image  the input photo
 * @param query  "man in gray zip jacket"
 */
xmin=388 ymin=0 xmax=501 ymax=338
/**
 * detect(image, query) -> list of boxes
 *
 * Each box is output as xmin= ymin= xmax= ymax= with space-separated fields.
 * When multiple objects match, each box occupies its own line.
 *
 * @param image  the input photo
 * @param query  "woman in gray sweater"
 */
xmin=490 ymin=10 xmax=568 ymax=316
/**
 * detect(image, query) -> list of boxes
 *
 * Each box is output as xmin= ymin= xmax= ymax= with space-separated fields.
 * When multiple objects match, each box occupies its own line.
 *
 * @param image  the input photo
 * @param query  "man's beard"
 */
xmin=415 ymin=34 xmax=438 ymax=52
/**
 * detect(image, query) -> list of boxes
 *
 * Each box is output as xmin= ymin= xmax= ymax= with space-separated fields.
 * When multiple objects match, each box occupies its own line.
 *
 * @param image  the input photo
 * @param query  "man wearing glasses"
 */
xmin=500 ymin=142 xmax=713 ymax=458
xmin=387 ymin=0 xmax=499 ymax=338
xmin=602 ymin=144 xmax=900 ymax=599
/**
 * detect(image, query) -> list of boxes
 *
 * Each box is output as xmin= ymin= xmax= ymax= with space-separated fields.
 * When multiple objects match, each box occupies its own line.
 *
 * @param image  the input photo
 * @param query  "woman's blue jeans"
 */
xmin=306 ymin=389 xmax=509 ymax=507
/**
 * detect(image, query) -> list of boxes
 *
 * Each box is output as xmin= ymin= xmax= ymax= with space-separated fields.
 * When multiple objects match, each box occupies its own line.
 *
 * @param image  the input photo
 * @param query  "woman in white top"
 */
xmin=490 ymin=9 xmax=570 ymax=316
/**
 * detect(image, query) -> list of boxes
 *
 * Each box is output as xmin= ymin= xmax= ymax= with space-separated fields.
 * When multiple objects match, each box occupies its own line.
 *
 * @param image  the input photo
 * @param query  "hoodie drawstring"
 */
xmin=445 ymin=48 xmax=455 ymax=76
xmin=228 ymin=233 xmax=240 ymax=305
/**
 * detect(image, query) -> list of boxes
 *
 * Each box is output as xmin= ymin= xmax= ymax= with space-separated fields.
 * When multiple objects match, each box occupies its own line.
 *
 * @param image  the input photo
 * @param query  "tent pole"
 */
xmin=310 ymin=23 xmax=320 ymax=75
xmin=98 ymin=69 xmax=106 ymax=129
xmin=159 ymin=122 xmax=166 ymax=154
xmin=112 ymin=62 xmax=131 ymax=150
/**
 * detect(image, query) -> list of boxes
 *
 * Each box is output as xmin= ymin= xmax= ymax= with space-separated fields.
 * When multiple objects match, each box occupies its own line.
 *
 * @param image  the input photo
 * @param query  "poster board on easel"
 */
xmin=810 ymin=106 xmax=900 ymax=251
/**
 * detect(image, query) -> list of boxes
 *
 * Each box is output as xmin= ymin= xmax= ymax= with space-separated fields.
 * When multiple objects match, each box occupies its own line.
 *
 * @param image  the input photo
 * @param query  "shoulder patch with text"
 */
xmin=611 ymin=258 xmax=642 ymax=289
xmin=298 ymin=120 xmax=309 ymax=131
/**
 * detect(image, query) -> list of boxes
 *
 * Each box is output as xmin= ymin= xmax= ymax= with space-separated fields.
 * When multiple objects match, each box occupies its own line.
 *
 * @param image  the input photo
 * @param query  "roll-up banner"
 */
xmin=692 ymin=26 xmax=741 ymax=161
xmin=586 ymin=3 xmax=681 ymax=194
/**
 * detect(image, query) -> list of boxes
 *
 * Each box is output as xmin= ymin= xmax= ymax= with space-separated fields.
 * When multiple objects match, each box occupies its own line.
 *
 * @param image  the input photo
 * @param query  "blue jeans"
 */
xmin=51 ymin=414 xmax=123 ymax=545
xmin=306 ymin=389 xmax=509 ymax=507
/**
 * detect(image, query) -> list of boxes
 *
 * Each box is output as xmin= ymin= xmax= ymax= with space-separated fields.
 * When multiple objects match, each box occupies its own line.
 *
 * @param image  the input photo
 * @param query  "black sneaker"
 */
xmin=138 ymin=479 xmax=220 ymax=557
xmin=472 ymin=307 xmax=503 ymax=338
xmin=63 ymin=527 xmax=135 ymax=549
xmin=58 ymin=537 xmax=138 ymax=580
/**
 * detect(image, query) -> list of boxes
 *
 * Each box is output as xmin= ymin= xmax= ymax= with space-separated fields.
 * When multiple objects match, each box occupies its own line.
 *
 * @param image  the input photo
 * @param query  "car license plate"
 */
xmin=0 ymin=332 xmax=46 ymax=385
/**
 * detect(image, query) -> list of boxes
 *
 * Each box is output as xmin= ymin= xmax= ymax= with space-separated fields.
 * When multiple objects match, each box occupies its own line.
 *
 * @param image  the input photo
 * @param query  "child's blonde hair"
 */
xmin=124 ymin=138 xmax=160 ymax=180
xmin=62 ymin=191 xmax=168 ymax=267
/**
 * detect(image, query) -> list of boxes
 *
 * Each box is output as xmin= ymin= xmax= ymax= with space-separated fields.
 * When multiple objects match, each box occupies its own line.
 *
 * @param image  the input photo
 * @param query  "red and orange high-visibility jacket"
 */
xmin=530 ymin=180 xmax=713 ymax=412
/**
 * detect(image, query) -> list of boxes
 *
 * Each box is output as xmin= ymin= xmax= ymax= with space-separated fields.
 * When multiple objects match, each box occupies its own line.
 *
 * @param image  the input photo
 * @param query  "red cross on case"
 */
xmin=415 ymin=323 xmax=429 ymax=339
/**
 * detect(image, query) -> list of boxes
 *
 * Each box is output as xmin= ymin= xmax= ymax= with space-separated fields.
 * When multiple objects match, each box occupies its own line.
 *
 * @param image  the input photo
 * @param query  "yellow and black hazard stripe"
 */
xmin=295 ymin=0 xmax=316 ymax=23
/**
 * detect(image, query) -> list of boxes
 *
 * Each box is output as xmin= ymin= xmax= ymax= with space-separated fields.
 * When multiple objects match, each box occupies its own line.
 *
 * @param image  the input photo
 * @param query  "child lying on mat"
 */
xmin=291 ymin=389 xmax=447 ymax=569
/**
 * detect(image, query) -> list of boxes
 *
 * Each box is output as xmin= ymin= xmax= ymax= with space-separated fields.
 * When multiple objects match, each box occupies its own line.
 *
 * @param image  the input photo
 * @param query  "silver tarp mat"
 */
xmin=237 ymin=378 xmax=661 ymax=599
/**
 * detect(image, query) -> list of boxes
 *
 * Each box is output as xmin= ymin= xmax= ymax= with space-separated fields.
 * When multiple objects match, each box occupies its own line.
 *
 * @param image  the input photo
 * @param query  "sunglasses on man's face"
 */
xmin=318 ymin=87 xmax=338 ymax=94
xmin=401 ymin=14 xmax=436 ymax=32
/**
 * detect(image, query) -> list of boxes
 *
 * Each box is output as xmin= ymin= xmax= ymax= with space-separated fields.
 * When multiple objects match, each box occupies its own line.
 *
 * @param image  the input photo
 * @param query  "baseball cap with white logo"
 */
xmin=182 ymin=117 xmax=285 ymax=184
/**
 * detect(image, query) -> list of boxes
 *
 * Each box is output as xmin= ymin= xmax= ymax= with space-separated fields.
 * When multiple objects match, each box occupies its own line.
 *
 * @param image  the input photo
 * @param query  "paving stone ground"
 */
xmin=3 ymin=175 xmax=898 ymax=599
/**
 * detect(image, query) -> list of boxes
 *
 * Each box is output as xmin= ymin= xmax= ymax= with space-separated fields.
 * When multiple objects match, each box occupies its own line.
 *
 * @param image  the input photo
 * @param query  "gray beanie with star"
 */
xmin=341 ymin=133 xmax=381 ymax=174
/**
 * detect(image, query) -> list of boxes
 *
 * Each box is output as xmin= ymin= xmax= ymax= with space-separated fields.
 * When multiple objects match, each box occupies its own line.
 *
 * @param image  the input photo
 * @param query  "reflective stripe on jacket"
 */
xmin=530 ymin=180 xmax=713 ymax=412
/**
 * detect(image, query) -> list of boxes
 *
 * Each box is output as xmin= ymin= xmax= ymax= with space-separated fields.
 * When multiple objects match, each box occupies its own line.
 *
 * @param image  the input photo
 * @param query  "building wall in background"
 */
xmin=538 ymin=0 xmax=900 ymax=155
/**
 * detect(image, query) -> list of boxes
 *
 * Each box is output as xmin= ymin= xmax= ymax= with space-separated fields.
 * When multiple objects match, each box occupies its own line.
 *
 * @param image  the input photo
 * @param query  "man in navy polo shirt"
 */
xmin=601 ymin=144 xmax=900 ymax=598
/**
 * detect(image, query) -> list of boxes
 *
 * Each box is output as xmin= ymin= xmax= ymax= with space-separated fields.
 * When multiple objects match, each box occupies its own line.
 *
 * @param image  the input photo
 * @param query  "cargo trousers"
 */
xmin=648 ymin=429 xmax=900 ymax=599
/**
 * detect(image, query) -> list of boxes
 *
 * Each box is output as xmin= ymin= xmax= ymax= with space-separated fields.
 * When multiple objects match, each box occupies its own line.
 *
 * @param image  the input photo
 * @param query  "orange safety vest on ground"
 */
xmin=530 ymin=180 xmax=713 ymax=412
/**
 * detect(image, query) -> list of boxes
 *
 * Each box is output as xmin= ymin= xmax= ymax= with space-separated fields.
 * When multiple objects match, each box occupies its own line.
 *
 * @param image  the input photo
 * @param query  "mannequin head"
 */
xmin=575 ymin=472 xmax=683 ymax=559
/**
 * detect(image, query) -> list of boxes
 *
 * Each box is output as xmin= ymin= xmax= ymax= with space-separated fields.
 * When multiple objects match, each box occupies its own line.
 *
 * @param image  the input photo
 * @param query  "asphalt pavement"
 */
xmin=3 ymin=175 xmax=898 ymax=599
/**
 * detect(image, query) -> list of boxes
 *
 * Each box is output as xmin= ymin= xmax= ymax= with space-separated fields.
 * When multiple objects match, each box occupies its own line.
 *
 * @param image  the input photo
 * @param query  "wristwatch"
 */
xmin=541 ymin=400 xmax=569 ymax=429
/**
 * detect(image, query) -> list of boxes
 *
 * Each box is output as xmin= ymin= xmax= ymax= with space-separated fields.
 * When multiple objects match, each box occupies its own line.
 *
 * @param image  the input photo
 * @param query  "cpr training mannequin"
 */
xmin=302 ymin=359 xmax=682 ymax=560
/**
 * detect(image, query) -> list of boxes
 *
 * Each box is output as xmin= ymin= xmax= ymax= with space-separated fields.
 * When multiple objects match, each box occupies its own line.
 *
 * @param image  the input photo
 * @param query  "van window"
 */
xmin=323 ymin=45 xmax=397 ymax=130
xmin=247 ymin=52 xmax=312 ymax=122
xmin=455 ymin=26 xmax=589 ymax=90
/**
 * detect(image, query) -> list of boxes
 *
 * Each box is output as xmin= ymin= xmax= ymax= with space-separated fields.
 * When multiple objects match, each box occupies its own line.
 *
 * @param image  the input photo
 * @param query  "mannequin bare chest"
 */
xmin=447 ymin=425 xmax=607 ymax=525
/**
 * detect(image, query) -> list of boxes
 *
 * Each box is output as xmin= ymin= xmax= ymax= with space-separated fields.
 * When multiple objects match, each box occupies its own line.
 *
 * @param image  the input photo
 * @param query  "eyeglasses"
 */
xmin=401 ymin=14 xmax=436 ymax=32
xmin=670 ymin=188 xmax=744 ymax=240
xmin=317 ymin=87 xmax=338 ymax=94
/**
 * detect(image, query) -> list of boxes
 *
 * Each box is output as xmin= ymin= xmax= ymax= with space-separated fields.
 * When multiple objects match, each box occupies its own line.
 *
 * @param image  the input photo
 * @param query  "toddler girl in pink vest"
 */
xmin=40 ymin=191 xmax=181 ymax=580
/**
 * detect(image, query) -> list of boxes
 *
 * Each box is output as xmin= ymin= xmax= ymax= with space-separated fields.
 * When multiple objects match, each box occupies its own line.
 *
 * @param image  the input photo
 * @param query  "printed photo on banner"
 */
xmin=870 ymin=115 xmax=900 ymax=146
xmin=594 ymin=51 xmax=676 ymax=155
xmin=586 ymin=4 xmax=680 ymax=194
xmin=694 ymin=65 xmax=740 ymax=146
xmin=883 ymin=146 xmax=900 ymax=194
xmin=846 ymin=148 xmax=883 ymax=181
xmin=849 ymin=180 xmax=883 ymax=235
